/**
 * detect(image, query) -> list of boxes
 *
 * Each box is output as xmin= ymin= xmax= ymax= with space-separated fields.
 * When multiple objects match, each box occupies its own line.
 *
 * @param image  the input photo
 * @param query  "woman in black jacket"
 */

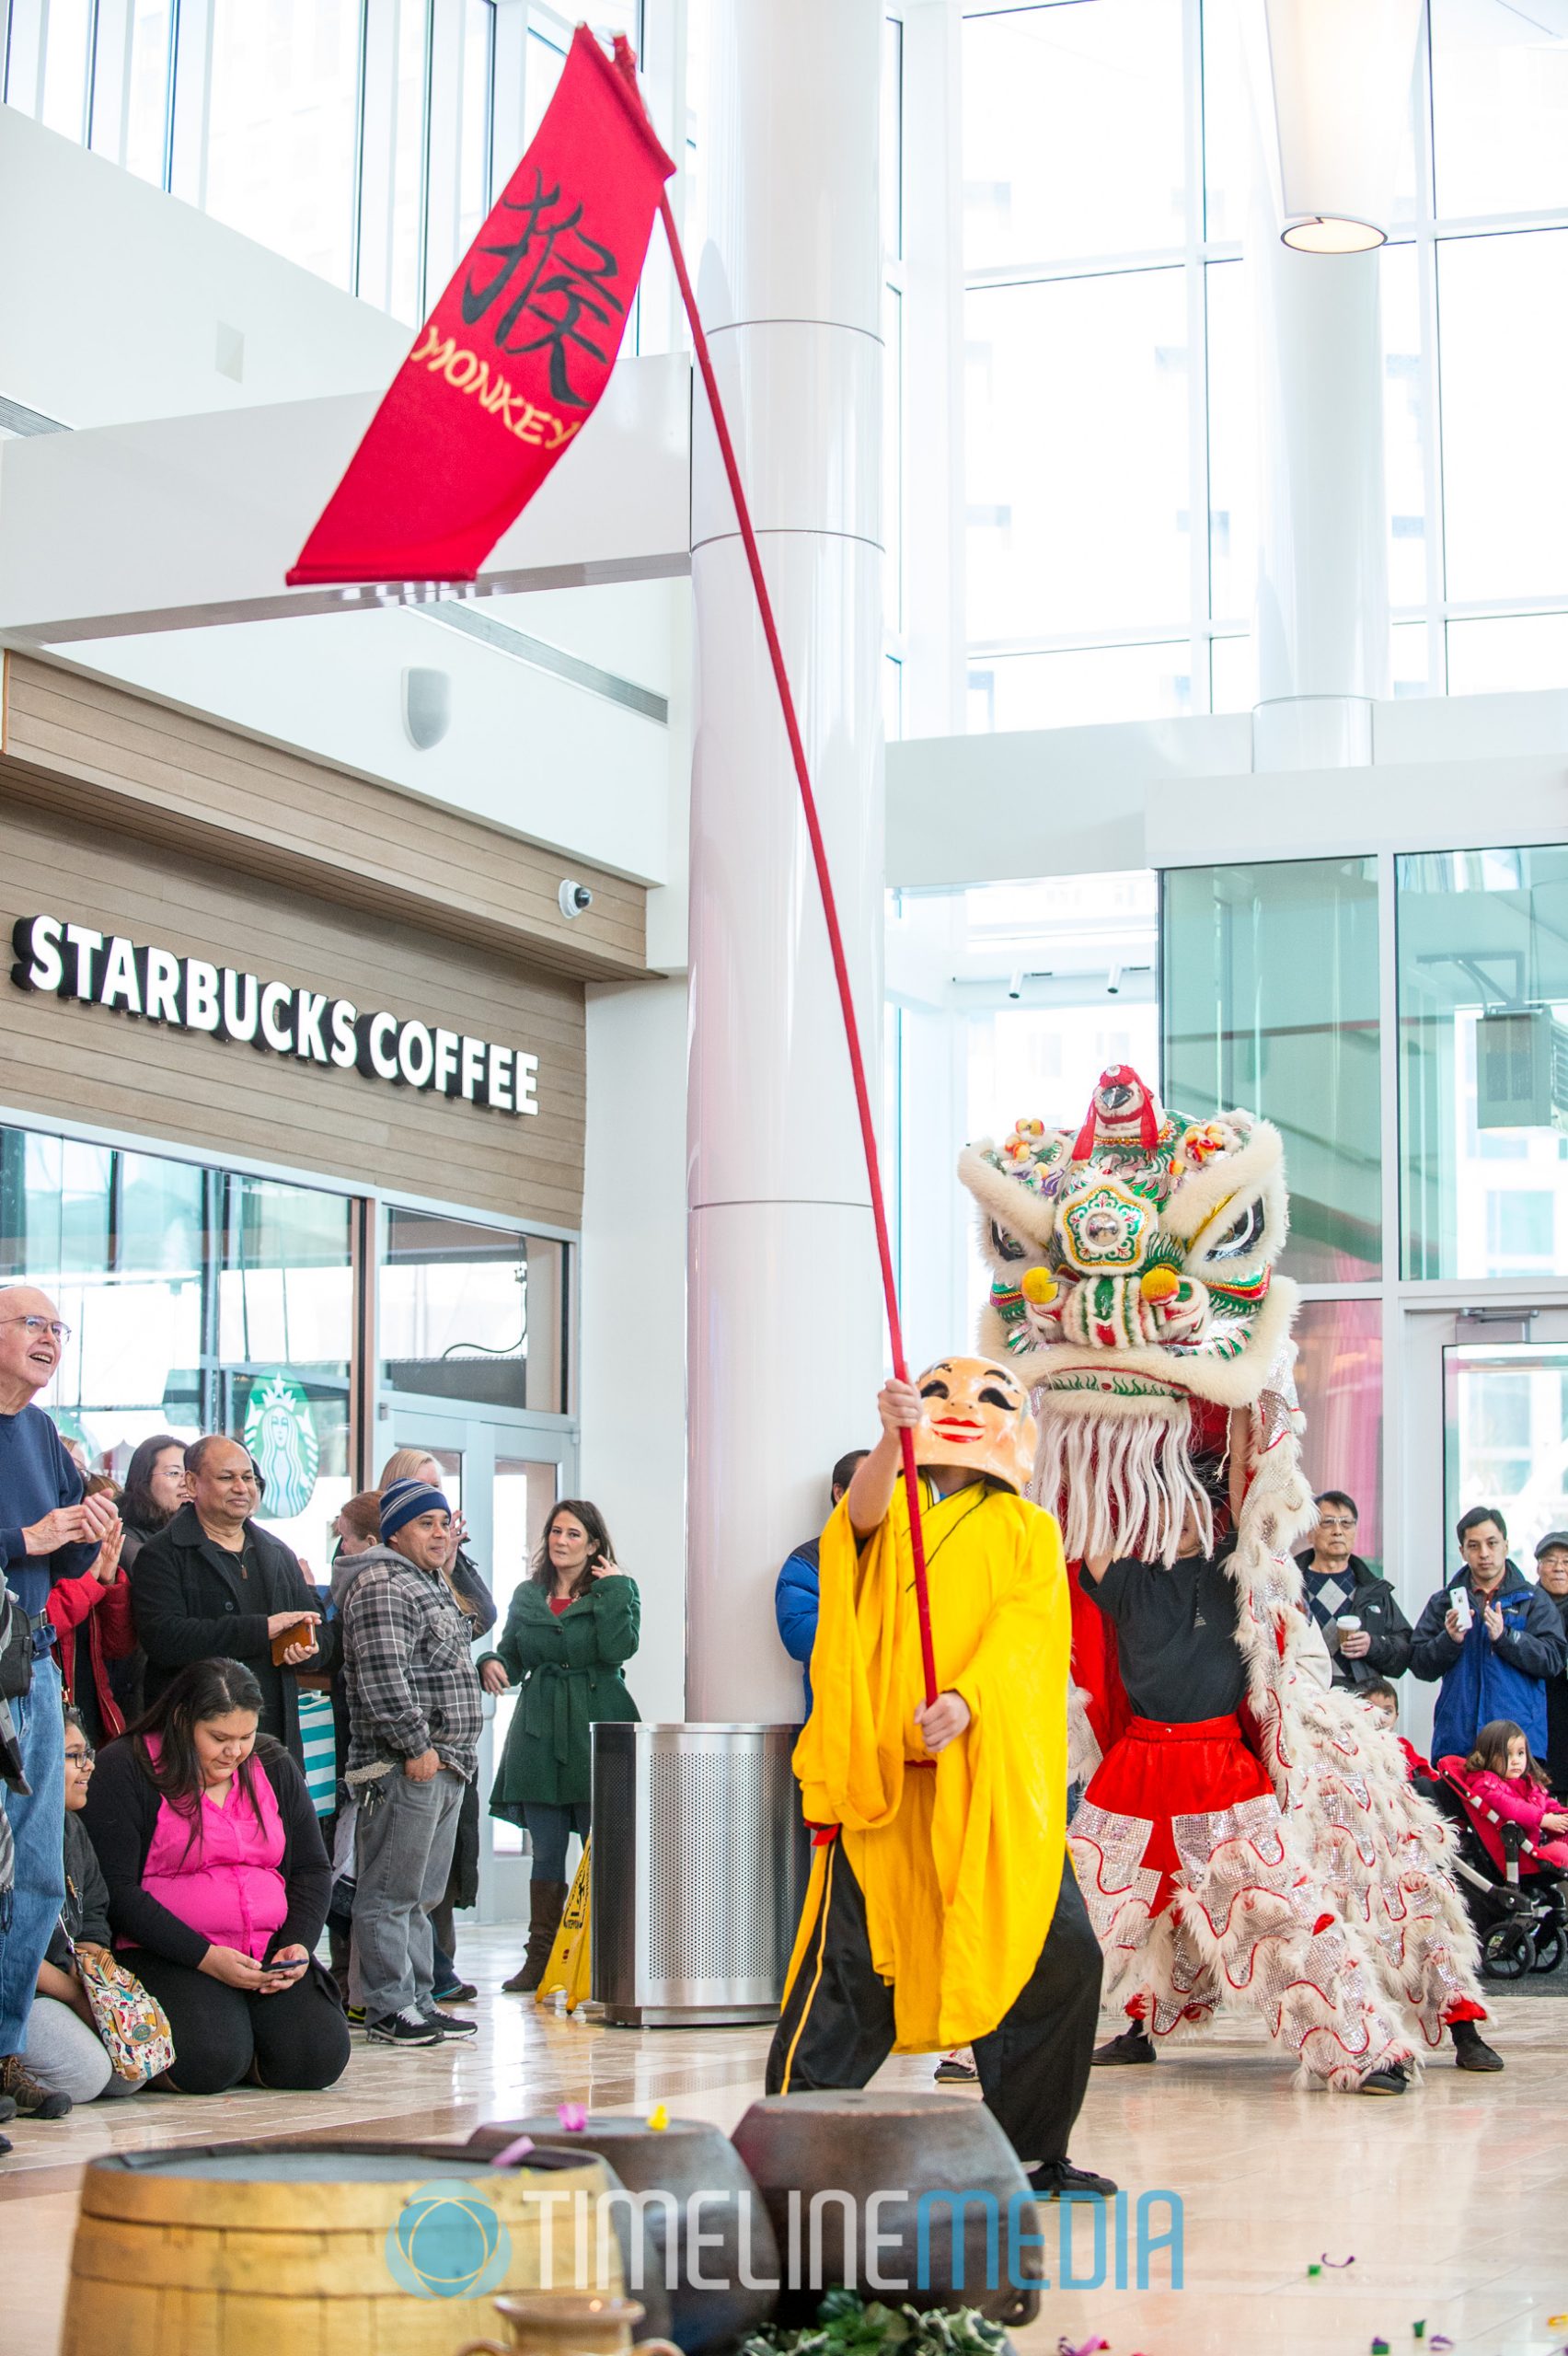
xmin=84 ymin=1657 xmax=350 ymax=2096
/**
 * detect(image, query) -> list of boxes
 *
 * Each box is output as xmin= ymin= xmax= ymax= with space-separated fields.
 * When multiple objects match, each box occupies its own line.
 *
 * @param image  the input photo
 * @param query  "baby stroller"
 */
xmin=1424 ymin=1769 xmax=1568 ymax=1980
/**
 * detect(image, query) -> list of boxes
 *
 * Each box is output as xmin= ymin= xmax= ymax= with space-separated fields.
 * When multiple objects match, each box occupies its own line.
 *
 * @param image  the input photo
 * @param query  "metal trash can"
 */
xmin=592 ymin=1722 xmax=809 ymax=2027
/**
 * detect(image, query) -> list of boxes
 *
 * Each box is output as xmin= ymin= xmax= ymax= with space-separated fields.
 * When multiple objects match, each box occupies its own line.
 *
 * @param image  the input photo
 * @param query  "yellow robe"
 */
xmin=787 ymin=1476 xmax=1070 ymax=2052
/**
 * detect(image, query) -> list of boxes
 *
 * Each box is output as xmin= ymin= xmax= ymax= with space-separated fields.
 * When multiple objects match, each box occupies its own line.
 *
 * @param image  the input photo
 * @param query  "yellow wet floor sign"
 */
xmin=536 ymin=1837 xmax=591 ymax=2010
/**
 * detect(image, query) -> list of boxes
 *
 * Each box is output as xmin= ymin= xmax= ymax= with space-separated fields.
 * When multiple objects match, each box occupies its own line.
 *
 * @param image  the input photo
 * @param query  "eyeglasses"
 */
xmin=0 ymin=1313 xmax=70 ymax=1343
xmin=1316 ymin=1518 xmax=1356 ymax=1531
xmin=63 ymin=1744 xmax=95 ymax=1766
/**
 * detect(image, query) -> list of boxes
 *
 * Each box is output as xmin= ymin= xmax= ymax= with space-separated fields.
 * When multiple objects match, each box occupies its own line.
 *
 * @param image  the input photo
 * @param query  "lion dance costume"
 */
xmin=958 ymin=1065 xmax=1487 ymax=2091
xmin=766 ymin=1358 xmax=1104 ymax=2182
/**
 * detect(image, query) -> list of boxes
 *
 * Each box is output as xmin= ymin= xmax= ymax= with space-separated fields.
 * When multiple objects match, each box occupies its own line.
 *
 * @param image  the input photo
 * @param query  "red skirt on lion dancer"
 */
xmin=959 ymin=1066 xmax=1494 ymax=2093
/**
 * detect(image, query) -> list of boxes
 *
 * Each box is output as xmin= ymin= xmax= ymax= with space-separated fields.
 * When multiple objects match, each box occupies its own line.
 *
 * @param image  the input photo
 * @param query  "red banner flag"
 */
xmin=286 ymin=30 xmax=674 ymax=586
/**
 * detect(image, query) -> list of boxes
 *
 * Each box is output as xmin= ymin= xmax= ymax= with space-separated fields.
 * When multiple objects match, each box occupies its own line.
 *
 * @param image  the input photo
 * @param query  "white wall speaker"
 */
xmin=401 ymin=666 xmax=452 ymax=750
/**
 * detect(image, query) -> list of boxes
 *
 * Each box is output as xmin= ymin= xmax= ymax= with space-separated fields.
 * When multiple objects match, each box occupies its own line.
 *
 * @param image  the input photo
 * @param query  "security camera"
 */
xmin=559 ymin=880 xmax=594 ymax=920
xmin=1106 ymin=964 xmax=1123 ymax=997
xmin=1008 ymin=968 xmax=1023 ymax=1001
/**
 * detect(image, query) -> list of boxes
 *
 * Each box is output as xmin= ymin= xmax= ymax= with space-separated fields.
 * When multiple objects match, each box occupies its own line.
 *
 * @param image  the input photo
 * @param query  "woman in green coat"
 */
xmin=478 ymin=1497 xmax=640 ymax=1993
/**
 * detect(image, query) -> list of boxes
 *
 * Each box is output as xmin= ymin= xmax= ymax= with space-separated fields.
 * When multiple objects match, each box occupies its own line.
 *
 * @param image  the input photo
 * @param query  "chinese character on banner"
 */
xmin=286 ymin=30 xmax=674 ymax=586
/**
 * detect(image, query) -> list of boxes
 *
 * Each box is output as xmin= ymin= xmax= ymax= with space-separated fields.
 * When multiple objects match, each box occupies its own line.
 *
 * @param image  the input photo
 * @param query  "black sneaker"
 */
xmin=0 ymin=2093 xmax=15 ymax=2125
xmin=1029 ymin=2159 xmax=1118 ymax=2200
xmin=1450 ymin=2019 xmax=1505 ymax=2073
xmin=345 ymin=2004 xmax=365 ymax=2026
xmin=934 ymin=2054 xmax=976 ymax=2082
xmin=433 ymin=1980 xmax=478 ymax=2004
xmin=1358 ymin=2062 xmax=1409 ymax=2096
xmin=366 ymin=2009 xmax=443 ymax=2048
xmin=0 ymin=2056 xmax=71 ymax=2119
xmin=1091 ymin=2023 xmax=1156 ymax=2067
xmin=420 ymin=2008 xmax=478 ymax=2038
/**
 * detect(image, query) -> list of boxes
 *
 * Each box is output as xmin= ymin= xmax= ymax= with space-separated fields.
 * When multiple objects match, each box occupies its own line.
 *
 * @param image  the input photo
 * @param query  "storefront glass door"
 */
xmin=388 ymin=1401 xmax=575 ymax=1924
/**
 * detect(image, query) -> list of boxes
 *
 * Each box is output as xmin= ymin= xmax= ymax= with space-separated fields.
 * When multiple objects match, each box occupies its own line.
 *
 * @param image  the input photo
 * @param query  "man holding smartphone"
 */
xmin=1410 ymin=1505 xmax=1567 ymax=1763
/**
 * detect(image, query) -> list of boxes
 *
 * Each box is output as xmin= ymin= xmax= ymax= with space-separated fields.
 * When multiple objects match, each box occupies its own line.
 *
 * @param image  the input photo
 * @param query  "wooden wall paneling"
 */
xmin=1 ymin=654 xmax=649 ymax=980
xmin=0 ymin=803 xmax=586 ymax=1227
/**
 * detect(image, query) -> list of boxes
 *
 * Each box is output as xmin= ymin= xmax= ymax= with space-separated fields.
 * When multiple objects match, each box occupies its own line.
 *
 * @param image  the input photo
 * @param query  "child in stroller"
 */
xmin=1434 ymin=1717 xmax=1568 ymax=1980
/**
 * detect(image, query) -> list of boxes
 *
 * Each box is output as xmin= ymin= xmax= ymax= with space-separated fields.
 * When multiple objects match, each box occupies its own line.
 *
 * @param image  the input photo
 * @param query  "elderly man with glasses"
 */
xmin=1295 ymin=1489 xmax=1413 ymax=1692
xmin=0 ymin=1284 xmax=120 ymax=2121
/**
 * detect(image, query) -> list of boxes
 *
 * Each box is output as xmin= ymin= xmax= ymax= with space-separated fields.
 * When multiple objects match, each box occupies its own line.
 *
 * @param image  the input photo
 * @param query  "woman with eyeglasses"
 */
xmin=19 ymin=1708 xmax=136 ymax=2111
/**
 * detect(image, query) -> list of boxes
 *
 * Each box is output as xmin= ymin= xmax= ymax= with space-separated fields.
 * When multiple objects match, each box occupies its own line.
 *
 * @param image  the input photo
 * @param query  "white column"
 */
xmin=1250 ymin=226 xmax=1390 ymax=770
xmin=686 ymin=0 xmax=886 ymax=1722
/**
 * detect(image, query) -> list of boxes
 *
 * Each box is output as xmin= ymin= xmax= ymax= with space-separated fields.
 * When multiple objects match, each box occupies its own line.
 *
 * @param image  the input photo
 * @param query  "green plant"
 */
xmin=738 ymin=2289 xmax=1009 ymax=2356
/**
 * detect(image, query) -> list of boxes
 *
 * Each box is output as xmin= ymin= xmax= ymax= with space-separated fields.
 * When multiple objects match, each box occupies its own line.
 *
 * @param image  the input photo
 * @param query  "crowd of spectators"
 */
xmin=0 ymin=1279 xmax=643 ymax=2154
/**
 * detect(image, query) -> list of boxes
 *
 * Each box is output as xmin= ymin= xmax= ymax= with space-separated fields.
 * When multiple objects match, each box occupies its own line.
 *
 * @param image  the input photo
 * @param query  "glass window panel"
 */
xmin=971 ymin=641 xmax=1193 ymax=733
xmin=1439 ymin=231 xmax=1568 ymax=604
xmin=41 ymin=0 xmax=91 ymax=141
xmin=204 ymin=0 xmax=362 ymax=288
xmin=381 ymin=1206 xmax=567 ymax=1413
xmin=882 ymin=12 xmax=902 ymax=263
xmin=965 ymin=269 xmax=1190 ymax=642
xmin=963 ymin=1 xmax=1185 ymax=271
xmin=1210 ymin=631 xmax=1257 ymax=713
xmin=524 ymin=28 xmax=566 ymax=143
xmin=123 ymin=0 xmax=174 ymax=185
xmin=388 ymin=0 xmax=431 ymax=325
xmin=1381 ymin=240 xmax=1427 ymax=610
xmin=1399 ymin=844 xmax=1568 ymax=1279
xmin=1163 ymin=858 xmax=1383 ymax=1282
xmin=1446 ymin=1343 xmax=1568 ymax=1561
xmin=457 ymin=0 xmax=494 ymax=251
xmin=1391 ymin=618 xmax=1435 ymax=696
xmin=1295 ymin=1299 xmax=1384 ymax=1566
xmin=1431 ymin=0 xmax=1568 ymax=220
xmin=1447 ymin=612 xmax=1568 ymax=694
xmin=1201 ymin=0 xmax=1251 ymax=245
xmin=883 ymin=282 xmax=902 ymax=632
xmin=1205 ymin=259 xmax=1254 ymax=623
xmin=216 ymin=1174 xmax=352 ymax=1374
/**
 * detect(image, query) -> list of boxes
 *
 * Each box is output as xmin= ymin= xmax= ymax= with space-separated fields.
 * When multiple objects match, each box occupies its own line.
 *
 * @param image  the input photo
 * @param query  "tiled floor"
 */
xmin=7 ymin=1930 xmax=1568 ymax=2356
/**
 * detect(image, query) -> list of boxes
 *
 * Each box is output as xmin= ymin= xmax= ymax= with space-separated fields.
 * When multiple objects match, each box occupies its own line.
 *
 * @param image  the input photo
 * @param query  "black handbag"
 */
xmin=0 ymin=1588 xmax=33 ymax=1703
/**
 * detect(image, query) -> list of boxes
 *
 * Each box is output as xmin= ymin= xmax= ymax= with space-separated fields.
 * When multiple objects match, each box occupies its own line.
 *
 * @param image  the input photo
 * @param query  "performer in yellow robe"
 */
xmin=766 ymin=1357 xmax=1111 ymax=2200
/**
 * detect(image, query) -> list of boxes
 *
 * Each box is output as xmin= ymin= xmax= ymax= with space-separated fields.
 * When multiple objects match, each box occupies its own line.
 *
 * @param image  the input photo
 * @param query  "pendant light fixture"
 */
xmin=1252 ymin=0 xmax=1424 ymax=252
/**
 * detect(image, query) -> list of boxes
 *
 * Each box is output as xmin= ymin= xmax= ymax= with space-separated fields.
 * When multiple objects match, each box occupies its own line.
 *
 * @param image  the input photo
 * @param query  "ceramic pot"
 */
xmin=731 ymin=2090 xmax=1041 ymax=2327
xmin=467 ymin=2114 xmax=779 ymax=2351
xmin=457 ymin=2292 xmax=683 ymax=2356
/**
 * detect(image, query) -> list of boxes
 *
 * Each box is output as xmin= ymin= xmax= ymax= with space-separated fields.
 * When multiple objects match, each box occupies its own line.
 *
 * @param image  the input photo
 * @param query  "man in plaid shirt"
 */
xmin=341 ymin=1476 xmax=483 ymax=2047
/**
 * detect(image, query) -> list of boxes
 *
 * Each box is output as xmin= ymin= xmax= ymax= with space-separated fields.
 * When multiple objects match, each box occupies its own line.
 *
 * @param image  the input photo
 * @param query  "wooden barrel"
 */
xmin=61 ymin=2140 xmax=623 ymax=2356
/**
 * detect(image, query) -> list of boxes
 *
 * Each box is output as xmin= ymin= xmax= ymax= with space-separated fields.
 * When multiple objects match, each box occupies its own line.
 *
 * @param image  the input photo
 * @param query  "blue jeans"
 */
xmin=524 ymin=1801 xmax=590 ymax=1883
xmin=0 ymin=1652 xmax=65 ymax=2053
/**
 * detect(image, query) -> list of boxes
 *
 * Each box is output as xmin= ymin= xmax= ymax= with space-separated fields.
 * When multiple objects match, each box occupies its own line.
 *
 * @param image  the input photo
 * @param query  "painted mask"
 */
xmin=913 ymin=1355 xmax=1039 ymax=1496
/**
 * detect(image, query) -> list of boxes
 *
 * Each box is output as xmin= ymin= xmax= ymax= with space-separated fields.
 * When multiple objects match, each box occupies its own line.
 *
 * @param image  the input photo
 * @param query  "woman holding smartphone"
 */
xmin=83 ymin=1657 xmax=351 ymax=2095
xmin=479 ymin=1499 xmax=640 ymax=1993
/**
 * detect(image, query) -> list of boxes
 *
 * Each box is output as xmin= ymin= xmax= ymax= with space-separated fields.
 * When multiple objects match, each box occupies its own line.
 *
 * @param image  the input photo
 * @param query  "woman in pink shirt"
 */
xmin=82 ymin=1657 xmax=350 ymax=2096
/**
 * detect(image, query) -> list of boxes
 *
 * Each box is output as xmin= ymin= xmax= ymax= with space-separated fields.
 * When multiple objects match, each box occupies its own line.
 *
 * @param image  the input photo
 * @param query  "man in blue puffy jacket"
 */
xmin=773 ymin=1450 xmax=867 ymax=1719
xmin=1411 ymin=1505 xmax=1567 ymax=1762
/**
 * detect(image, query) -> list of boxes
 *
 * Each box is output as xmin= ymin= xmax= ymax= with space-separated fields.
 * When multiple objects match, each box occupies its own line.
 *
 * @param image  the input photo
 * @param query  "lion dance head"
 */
xmin=958 ymin=1064 xmax=1301 ymax=1565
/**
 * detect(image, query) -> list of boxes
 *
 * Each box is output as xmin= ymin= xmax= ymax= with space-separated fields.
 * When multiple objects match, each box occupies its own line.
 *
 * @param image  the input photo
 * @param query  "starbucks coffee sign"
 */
xmin=10 ymin=913 xmax=538 ymax=1116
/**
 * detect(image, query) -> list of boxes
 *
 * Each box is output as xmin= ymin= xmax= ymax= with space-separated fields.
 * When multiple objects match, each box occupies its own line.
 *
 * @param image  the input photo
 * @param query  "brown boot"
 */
xmin=503 ymin=1877 xmax=569 ymax=1994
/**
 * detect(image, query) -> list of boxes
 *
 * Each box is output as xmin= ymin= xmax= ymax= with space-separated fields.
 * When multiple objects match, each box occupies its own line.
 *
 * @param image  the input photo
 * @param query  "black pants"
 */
xmin=765 ymin=1840 xmax=1102 ymax=2170
xmin=126 ymin=1951 xmax=352 ymax=2096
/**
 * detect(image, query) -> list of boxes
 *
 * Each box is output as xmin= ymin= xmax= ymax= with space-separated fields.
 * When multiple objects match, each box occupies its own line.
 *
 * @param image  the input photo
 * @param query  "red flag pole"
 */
xmin=652 ymin=186 xmax=940 ymax=1713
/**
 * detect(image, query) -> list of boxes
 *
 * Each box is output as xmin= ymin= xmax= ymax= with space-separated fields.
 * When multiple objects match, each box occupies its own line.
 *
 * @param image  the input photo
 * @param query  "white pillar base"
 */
xmin=1251 ymin=694 xmax=1374 ymax=772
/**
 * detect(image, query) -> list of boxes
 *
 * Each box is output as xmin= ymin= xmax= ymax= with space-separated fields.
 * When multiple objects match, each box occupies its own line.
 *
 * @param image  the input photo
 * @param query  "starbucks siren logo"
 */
xmin=242 ymin=1372 xmax=319 ymax=1519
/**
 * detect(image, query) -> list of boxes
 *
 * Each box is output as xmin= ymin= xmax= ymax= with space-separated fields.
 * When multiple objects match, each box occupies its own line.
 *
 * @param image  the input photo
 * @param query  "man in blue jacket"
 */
xmin=1410 ymin=1505 xmax=1567 ymax=1762
xmin=773 ymin=1449 xmax=867 ymax=1719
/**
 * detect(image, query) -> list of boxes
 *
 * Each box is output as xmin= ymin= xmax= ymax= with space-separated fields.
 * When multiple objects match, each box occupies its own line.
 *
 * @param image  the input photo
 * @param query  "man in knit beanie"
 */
xmin=340 ymin=1477 xmax=484 ymax=2046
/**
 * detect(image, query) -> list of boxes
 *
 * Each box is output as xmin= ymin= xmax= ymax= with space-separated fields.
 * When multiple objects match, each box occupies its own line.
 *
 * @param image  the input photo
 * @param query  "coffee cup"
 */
xmin=458 ymin=2293 xmax=682 ymax=2356
xmin=1336 ymin=1614 xmax=1361 ymax=1633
